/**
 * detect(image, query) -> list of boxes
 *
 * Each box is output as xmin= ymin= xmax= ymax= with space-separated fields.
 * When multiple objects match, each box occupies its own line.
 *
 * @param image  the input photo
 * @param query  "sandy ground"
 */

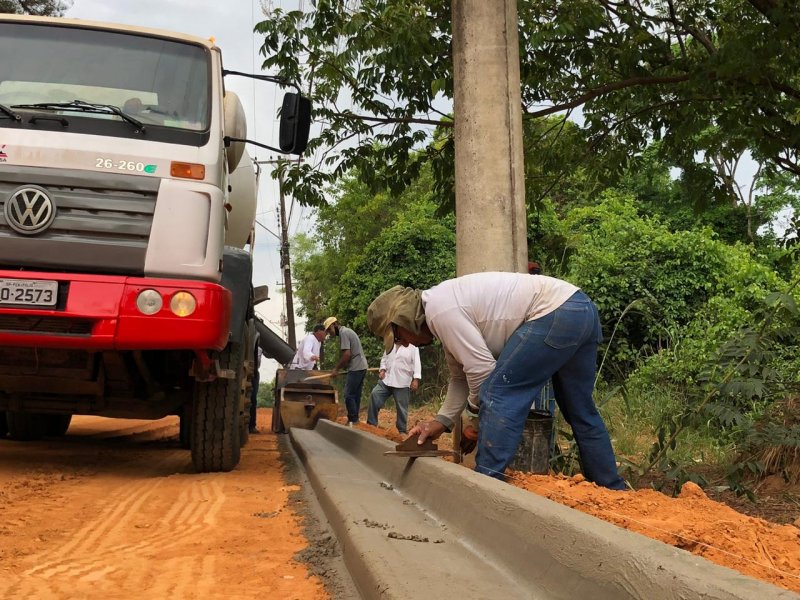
xmin=9 ymin=399 xmax=796 ymax=598
xmin=0 ymin=410 xmax=329 ymax=600
xmin=362 ymin=406 xmax=800 ymax=594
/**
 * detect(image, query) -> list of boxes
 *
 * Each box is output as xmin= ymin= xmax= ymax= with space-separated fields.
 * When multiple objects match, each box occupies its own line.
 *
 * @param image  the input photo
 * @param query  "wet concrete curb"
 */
xmin=293 ymin=420 xmax=799 ymax=600
xmin=291 ymin=424 xmax=528 ymax=599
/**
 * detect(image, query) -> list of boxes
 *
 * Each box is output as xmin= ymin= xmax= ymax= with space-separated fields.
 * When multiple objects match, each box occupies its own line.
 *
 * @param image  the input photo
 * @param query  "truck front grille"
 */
xmin=0 ymin=166 xmax=160 ymax=275
xmin=0 ymin=315 xmax=93 ymax=336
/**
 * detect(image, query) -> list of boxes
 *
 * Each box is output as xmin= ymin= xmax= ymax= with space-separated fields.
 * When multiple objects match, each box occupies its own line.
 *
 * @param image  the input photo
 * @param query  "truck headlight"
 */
xmin=170 ymin=291 xmax=197 ymax=317
xmin=136 ymin=289 xmax=163 ymax=315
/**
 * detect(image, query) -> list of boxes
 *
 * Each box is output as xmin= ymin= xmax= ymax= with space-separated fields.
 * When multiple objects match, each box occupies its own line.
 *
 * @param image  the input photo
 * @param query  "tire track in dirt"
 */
xmin=6 ymin=458 xmax=175 ymax=598
xmin=14 ymin=467 xmax=226 ymax=594
xmin=0 ymin=414 xmax=328 ymax=599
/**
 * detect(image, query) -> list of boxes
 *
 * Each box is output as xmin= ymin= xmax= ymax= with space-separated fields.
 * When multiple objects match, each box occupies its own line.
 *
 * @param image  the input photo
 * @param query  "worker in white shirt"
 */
xmin=367 ymin=343 xmax=421 ymax=434
xmin=366 ymin=272 xmax=626 ymax=491
xmin=289 ymin=323 xmax=326 ymax=370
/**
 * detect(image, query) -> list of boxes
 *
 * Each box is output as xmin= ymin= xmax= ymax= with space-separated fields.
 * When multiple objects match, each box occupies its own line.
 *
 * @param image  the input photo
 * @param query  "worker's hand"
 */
xmin=330 ymin=368 xmax=340 ymax=378
xmin=460 ymin=408 xmax=480 ymax=455
xmin=379 ymin=369 xmax=386 ymax=380
xmin=410 ymin=379 xmax=419 ymax=392
xmin=408 ymin=419 xmax=445 ymax=444
xmin=311 ymin=354 xmax=319 ymax=361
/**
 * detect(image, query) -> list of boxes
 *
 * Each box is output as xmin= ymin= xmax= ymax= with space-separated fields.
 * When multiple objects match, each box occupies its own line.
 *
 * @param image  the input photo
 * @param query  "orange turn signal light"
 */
xmin=170 ymin=162 xmax=206 ymax=180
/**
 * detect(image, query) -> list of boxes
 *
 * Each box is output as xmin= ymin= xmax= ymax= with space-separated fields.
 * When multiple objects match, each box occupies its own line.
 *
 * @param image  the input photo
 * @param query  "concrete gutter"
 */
xmin=292 ymin=420 xmax=799 ymax=600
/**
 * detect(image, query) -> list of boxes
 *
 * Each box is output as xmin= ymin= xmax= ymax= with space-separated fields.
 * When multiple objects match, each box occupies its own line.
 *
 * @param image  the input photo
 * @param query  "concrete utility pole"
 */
xmin=277 ymin=169 xmax=297 ymax=349
xmin=451 ymin=0 xmax=528 ymax=276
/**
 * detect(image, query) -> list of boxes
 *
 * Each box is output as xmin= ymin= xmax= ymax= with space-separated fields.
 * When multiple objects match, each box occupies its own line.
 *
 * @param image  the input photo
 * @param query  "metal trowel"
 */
xmin=383 ymin=433 xmax=457 ymax=458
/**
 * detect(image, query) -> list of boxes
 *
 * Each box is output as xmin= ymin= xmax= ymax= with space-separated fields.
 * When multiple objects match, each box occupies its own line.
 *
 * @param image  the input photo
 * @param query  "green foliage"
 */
xmin=616 ymin=143 xmax=791 ymax=246
xmin=257 ymin=0 xmax=800 ymax=222
xmin=526 ymin=198 xmax=572 ymax=276
xmin=523 ymin=117 xmax=626 ymax=215
xmin=292 ymin=166 xmax=441 ymax=325
xmin=566 ymin=192 xmax=784 ymax=375
xmin=0 ymin=0 xmax=70 ymax=15
xmin=256 ymin=380 xmax=275 ymax=408
xmin=331 ymin=204 xmax=455 ymax=330
xmin=629 ymin=287 xmax=800 ymax=493
xmin=292 ymin=165 xmax=455 ymax=393
xmin=256 ymin=1 xmax=452 ymax=207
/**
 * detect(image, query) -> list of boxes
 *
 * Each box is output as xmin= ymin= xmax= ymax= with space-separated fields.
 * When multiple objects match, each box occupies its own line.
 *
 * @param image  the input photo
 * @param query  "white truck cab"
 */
xmin=0 ymin=15 xmax=309 ymax=472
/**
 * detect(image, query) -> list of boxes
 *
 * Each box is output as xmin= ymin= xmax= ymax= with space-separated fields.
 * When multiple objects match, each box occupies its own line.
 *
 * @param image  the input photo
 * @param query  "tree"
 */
xmin=617 ymin=143 xmax=798 ymax=246
xmin=291 ymin=165 xmax=455 ymax=374
xmin=0 ymin=0 xmax=71 ymax=15
xmin=291 ymin=164 xmax=444 ymax=326
xmin=257 ymin=1 xmax=800 ymax=220
xmin=565 ymin=191 xmax=785 ymax=375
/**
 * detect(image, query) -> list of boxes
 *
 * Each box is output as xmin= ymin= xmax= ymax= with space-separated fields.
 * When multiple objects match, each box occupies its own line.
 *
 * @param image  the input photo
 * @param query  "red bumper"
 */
xmin=0 ymin=270 xmax=232 ymax=351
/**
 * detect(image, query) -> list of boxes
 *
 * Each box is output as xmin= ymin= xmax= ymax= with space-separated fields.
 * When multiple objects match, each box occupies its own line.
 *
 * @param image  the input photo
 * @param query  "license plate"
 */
xmin=0 ymin=279 xmax=58 ymax=307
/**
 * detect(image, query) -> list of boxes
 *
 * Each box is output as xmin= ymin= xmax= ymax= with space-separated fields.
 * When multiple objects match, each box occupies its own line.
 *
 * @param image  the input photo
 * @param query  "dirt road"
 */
xmin=0 ymin=410 xmax=330 ymax=599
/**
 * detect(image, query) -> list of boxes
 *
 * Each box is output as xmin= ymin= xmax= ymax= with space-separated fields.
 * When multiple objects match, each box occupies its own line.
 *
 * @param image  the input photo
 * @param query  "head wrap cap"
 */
xmin=367 ymin=286 xmax=425 ymax=353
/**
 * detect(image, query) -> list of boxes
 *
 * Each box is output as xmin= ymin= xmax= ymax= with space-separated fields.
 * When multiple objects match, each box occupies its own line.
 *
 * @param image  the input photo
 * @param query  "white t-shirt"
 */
xmin=421 ymin=272 xmax=578 ymax=426
xmin=380 ymin=344 xmax=422 ymax=388
xmin=290 ymin=332 xmax=321 ymax=370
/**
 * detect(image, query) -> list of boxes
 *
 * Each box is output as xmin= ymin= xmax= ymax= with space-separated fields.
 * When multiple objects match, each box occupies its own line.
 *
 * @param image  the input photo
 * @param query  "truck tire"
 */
xmin=6 ymin=411 xmax=46 ymax=441
xmin=179 ymin=406 xmax=192 ymax=450
xmin=239 ymin=410 xmax=250 ymax=447
xmin=239 ymin=358 xmax=253 ymax=448
xmin=191 ymin=341 xmax=242 ymax=472
xmin=238 ymin=320 xmax=257 ymax=449
xmin=44 ymin=414 xmax=72 ymax=437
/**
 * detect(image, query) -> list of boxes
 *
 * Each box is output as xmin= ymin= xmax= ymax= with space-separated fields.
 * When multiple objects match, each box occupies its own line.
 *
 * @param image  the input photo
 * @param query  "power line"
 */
xmin=255 ymin=219 xmax=280 ymax=240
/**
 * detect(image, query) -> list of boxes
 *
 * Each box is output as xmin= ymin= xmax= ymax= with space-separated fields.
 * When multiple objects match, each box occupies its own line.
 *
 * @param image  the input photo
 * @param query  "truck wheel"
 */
xmin=239 ymin=411 xmax=250 ymax=447
xmin=191 ymin=341 xmax=242 ymax=472
xmin=239 ymin=324 xmax=257 ymax=448
xmin=6 ymin=411 xmax=46 ymax=441
xmin=179 ymin=406 xmax=192 ymax=450
xmin=239 ymin=367 xmax=252 ymax=448
xmin=44 ymin=414 xmax=72 ymax=437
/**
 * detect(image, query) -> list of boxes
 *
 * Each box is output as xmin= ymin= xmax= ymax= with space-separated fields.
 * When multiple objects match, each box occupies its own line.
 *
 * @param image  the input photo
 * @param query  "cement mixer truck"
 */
xmin=0 ymin=15 xmax=310 ymax=471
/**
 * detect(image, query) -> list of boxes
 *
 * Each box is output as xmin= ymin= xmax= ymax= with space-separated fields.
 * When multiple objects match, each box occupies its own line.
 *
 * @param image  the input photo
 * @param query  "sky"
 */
xmin=66 ymin=0 xmax=311 ymax=378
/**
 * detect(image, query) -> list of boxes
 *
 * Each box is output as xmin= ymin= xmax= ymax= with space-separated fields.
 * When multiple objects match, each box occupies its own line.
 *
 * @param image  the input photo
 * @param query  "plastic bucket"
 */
xmin=509 ymin=409 xmax=554 ymax=474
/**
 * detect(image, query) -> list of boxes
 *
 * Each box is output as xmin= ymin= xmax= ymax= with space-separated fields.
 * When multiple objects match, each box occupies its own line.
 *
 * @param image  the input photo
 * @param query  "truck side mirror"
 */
xmin=278 ymin=93 xmax=311 ymax=155
xmin=253 ymin=285 xmax=270 ymax=305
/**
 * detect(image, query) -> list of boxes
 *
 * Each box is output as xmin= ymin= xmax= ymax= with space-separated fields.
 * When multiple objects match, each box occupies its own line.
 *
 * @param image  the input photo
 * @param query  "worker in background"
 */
xmin=366 ymin=272 xmax=626 ymax=491
xmin=324 ymin=317 xmax=368 ymax=426
xmin=289 ymin=323 xmax=326 ymax=370
xmin=249 ymin=344 xmax=262 ymax=434
xmin=367 ymin=342 xmax=421 ymax=434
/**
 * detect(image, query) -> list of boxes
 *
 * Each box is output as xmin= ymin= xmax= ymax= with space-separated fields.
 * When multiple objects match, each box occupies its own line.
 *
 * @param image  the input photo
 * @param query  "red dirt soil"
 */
xmin=355 ymin=408 xmax=800 ymax=594
xmin=0 ymin=410 xmax=328 ymax=599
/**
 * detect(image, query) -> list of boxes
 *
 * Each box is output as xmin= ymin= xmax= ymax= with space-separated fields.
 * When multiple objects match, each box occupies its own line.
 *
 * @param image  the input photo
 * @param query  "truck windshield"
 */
xmin=0 ymin=22 xmax=210 ymax=132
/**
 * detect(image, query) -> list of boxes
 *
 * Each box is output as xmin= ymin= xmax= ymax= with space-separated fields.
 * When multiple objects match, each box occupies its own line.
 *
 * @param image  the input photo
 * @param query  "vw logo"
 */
xmin=3 ymin=185 xmax=56 ymax=235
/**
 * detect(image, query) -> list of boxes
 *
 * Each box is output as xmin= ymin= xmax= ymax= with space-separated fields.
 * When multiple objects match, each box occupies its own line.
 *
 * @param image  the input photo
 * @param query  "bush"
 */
xmin=566 ymin=192 xmax=785 ymax=380
xmin=256 ymin=381 xmax=275 ymax=408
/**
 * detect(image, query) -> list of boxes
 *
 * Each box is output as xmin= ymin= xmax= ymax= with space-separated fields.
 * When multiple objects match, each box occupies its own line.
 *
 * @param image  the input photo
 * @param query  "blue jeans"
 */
xmin=344 ymin=369 xmax=367 ymax=423
xmin=476 ymin=291 xmax=626 ymax=490
xmin=367 ymin=380 xmax=410 ymax=433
